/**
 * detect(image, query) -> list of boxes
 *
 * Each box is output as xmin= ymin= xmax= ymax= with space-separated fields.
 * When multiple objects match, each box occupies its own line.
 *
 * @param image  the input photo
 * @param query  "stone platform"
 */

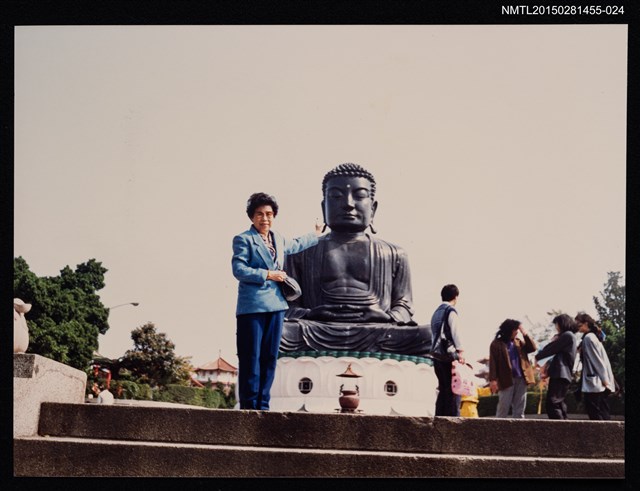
xmin=14 ymin=402 xmax=624 ymax=478
xmin=13 ymin=353 xmax=87 ymax=437
xmin=271 ymin=353 xmax=438 ymax=415
xmin=12 ymin=354 xmax=625 ymax=478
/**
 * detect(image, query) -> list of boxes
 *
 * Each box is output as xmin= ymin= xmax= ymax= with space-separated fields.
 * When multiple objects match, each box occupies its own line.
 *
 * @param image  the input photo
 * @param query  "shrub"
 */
xmin=477 ymin=394 xmax=499 ymax=417
xmin=154 ymin=385 xmax=204 ymax=406
xmin=202 ymin=388 xmax=226 ymax=408
xmin=478 ymin=387 xmax=624 ymax=417
xmin=117 ymin=380 xmax=152 ymax=400
xmin=150 ymin=384 xmax=237 ymax=409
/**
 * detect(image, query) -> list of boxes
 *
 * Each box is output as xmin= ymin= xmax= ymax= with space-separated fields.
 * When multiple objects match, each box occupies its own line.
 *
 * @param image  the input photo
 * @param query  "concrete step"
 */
xmin=36 ymin=402 xmax=624 ymax=459
xmin=13 ymin=435 xmax=624 ymax=478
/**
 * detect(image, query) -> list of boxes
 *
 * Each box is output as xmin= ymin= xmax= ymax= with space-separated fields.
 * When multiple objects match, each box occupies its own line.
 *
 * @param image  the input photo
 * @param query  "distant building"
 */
xmin=194 ymin=355 xmax=237 ymax=385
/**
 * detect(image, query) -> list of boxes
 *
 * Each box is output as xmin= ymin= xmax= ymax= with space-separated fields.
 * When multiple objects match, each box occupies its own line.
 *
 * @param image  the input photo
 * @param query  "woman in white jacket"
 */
xmin=575 ymin=313 xmax=615 ymax=420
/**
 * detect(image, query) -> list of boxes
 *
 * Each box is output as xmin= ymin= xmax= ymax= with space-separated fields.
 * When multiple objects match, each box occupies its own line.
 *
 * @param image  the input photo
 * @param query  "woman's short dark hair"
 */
xmin=575 ymin=312 xmax=603 ymax=341
xmin=552 ymin=313 xmax=577 ymax=333
xmin=496 ymin=319 xmax=521 ymax=342
xmin=246 ymin=192 xmax=279 ymax=219
xmin=440 ymin=284 xmax=459 ymax=302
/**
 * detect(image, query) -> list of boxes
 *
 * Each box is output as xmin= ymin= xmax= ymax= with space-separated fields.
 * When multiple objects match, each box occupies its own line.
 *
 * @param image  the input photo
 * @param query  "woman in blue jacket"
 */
xmin=232 ymin=192 xmax=321 ymax=410
xmin=575 ymin=313 xmax=615 ymax=420
xmin=534 ymin=314 xmax=578 ymax=419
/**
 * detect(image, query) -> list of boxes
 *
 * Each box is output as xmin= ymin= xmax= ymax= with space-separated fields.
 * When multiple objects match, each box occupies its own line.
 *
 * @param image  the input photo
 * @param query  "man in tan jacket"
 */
xmin=489 ymin=319 xmax=537 ymax=418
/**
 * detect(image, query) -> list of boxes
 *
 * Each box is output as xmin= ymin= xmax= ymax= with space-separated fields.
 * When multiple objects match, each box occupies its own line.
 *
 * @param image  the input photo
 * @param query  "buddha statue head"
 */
xmin=321 ymin=163 xmax=378 ymax=234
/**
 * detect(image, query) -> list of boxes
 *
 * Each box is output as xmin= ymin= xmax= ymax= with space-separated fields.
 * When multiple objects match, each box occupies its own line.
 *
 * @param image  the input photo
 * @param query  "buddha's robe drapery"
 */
xmin=280 ymin=235 xmax=432 ymax=355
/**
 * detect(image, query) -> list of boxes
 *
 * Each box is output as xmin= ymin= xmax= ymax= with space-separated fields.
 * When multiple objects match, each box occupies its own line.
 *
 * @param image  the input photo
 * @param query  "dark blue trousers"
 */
xmin=433 ymin=359 xmax=461 ymax=416
xmin=546 ymin=378 xmax=570 ymax=419
xmin=236 ymin=310 xmax=285 ymax=410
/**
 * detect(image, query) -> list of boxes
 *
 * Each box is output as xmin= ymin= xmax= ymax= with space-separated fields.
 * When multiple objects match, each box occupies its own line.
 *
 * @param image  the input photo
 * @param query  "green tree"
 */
xmin=120 ymin=322 xmax=193 ymax=388
xmin=593 ymin=271 xmax=625 ymax=393
xmin=13 ymin=256 xmax=109 ymax=370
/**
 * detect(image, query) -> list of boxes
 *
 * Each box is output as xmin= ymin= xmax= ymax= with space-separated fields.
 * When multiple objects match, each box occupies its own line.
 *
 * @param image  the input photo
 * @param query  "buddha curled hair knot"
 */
xmin=322 ymin=163 xmax=377 ymax=198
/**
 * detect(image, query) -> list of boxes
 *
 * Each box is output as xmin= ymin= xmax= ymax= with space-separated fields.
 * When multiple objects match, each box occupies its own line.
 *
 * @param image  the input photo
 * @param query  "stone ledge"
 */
xmin=14 ymin=354 xmax=87 ymax=437
xmin=13 ymin=436 xmax=625 ymax=478
xmin=38 ymin=402 xmax=625 ymax=459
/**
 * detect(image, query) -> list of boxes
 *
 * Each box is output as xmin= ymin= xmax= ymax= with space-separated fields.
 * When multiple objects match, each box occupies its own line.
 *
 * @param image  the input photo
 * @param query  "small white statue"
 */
xmin=13 ymin=298 xmax=31 ymax=353
xmin=97 ymin=388 xmax=115 ymax=405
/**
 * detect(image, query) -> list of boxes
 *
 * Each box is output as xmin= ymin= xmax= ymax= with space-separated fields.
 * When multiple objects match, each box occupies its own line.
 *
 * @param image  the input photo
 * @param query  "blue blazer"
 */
xmin=232 ymin=226 xmax=318 ymax=316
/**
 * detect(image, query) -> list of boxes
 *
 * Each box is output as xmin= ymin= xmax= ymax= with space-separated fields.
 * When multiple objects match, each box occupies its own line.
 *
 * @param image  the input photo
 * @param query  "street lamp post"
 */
xmin=97 ymin=301 xmax=140 ymax=355
xmin=108 ymin=302 xmax=140 ymax=310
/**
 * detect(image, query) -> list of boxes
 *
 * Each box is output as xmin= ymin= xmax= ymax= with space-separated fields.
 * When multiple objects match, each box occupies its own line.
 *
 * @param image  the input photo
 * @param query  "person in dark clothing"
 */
xmin=534 ymin=314 xmax=578 ymax=419
xmin=430 ymin=284 xmax=464 ymax=416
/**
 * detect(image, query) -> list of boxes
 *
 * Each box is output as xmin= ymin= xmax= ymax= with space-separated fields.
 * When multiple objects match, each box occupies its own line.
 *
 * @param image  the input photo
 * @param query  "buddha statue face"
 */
xmin=322 ymin=175 xmax=378 ymax=233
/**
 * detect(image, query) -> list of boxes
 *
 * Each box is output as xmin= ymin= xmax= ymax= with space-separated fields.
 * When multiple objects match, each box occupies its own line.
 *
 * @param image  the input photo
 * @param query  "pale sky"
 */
xmin=14 ymin=25 xmax=626 ymax=369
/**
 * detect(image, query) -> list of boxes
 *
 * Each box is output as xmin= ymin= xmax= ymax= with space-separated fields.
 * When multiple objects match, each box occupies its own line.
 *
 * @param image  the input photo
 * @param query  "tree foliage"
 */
xmin=120 ymin=322 xmax=193 ymax=388
xmin=594 ymin=271 xmax=625 ymax=332
xmin=593 ymin=271 xmax=625 ymax=392
xmin=13 ymin=256 xmax=109 ymax=370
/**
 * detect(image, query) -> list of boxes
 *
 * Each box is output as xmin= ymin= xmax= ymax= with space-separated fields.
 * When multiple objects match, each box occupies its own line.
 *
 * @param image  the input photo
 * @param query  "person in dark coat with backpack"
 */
xmin=534 ymin=314 xmax=578 ymax=419
xmin=430 ymin=284 xmax=465 ymax=416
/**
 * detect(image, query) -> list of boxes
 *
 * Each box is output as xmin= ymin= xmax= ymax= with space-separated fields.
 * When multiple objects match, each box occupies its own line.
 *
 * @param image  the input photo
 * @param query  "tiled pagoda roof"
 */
xmin=196 ymin=357 xmax=237 ymax=373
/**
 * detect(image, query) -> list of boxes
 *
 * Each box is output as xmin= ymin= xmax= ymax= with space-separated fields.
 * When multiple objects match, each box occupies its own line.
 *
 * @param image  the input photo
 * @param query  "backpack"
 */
xmin=429 ymin=306 xmax=458 ymax=362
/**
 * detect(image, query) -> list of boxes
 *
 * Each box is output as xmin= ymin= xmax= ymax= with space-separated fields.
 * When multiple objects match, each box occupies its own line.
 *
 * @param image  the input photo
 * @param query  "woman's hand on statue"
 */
xmin=267 ymin=270 xmax=287 ymax=282
xmin=315 ymin=219 xmax=325 ymax=236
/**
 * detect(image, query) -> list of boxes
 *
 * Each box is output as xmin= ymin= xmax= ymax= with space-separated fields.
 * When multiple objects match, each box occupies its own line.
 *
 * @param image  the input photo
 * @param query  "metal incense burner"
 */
xmin=336 ymin=363 xmax=363 ymax=413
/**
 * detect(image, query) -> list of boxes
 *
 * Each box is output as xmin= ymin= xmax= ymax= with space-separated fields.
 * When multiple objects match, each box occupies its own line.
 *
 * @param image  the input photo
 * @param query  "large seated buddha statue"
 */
xmin=280 ymin=163 xmax=431 ymax=356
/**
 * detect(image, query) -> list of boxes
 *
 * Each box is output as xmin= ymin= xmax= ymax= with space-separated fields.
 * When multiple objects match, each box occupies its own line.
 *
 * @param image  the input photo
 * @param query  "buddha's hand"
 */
xmin=307 ymin=304 xmax=392 ymax=322
xmin=356 ymin=305 xmax=393 ymax=323
xmin=307 ymin=305 xmax=362 ymax=321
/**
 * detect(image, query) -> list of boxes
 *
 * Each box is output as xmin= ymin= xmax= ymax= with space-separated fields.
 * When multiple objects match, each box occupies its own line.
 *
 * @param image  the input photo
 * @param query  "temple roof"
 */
xmin=196 ymin=356 xmax=237 ymax=373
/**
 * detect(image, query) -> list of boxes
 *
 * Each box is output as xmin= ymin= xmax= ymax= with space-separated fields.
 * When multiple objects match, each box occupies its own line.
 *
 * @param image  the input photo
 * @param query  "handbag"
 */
xmin=451 ymin=360 xmax=477 ymax=397
xmin=280 ymin=276 xmax=302 ymax=301
xmin=604 ymin=378 xmax=621 ymax=396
